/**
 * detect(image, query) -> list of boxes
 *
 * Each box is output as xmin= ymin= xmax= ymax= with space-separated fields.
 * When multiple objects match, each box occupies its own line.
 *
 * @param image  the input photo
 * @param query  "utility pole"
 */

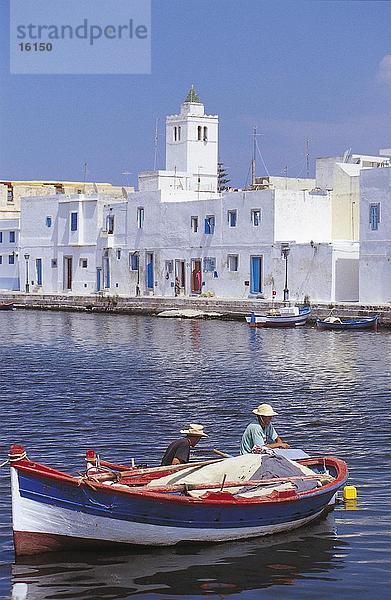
xmin=281 ymin=244 xmax=290 ymax=304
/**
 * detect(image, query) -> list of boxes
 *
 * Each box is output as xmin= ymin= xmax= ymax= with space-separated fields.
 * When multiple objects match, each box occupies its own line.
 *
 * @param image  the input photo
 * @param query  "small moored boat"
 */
xmin=0 ymin=302 xmax=14 ymax=310
xmin=316 ymin=315 xmax=379 ymax=331
xmin=9 ymin=444 xmax=348 ymax=556
xmin=246 ymin=306 xmax=311 ymax=328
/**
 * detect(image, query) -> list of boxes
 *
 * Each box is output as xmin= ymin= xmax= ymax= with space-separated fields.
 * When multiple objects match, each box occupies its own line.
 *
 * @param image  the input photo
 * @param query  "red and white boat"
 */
xmin=9 ymin=444 xmax=348 ymax=556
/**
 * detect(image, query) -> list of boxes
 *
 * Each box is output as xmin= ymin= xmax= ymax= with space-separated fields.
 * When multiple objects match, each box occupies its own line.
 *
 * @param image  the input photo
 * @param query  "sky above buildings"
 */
xmin=1 ymin=0 xmax=391 ymax=188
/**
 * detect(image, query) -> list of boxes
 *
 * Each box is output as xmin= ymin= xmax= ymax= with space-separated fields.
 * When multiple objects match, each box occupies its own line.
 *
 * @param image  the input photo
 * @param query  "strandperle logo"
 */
xmin=16 ymin=18 xmax=148 ymax=47
xmin=10 ymin=0 xmax=151 ymax=75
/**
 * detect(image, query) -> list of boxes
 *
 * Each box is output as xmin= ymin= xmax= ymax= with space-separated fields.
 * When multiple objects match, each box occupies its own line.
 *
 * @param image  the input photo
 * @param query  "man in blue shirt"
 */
xmin=240 ymin=404 xmax=290 ymax=454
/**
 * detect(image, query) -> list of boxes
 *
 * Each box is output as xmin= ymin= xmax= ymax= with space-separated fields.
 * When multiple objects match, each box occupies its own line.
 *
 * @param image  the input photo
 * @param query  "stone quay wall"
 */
xmin=0 ymin=292 xmax=390 ymax=327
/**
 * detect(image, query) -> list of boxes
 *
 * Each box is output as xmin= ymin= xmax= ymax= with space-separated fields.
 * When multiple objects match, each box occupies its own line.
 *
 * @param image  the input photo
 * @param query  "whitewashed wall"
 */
xmin=102 ymin=188 xmax=337 ymax=301
xmin=20 ymin=194 xmax=116 ymax=295
xmin=0 ymin=218 xmax=20 ymax=290
xmin=360 ymin=168 xmax=391 ymax=304
xmin=274 ymin=190 xmax=332 ymax=243
xmin=332 ymin=242 xmax=359 ymax=302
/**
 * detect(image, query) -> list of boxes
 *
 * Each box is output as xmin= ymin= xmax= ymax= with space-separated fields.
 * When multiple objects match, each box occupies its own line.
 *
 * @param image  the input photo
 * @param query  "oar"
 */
xmin=212 ymin=449 xmax=231 ymax=458
xmin=129 ymin=473 xmax=333 ymax=494
xmin=88 ymin=458 xmax=224 ymax=483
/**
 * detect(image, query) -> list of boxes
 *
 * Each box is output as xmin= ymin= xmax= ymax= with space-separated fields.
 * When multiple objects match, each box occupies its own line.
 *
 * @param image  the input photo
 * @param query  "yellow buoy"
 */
xmin=344 ymin=499 xmax=358 ymax=511
xmin=343 ymin=485 xmax=357 ymax=501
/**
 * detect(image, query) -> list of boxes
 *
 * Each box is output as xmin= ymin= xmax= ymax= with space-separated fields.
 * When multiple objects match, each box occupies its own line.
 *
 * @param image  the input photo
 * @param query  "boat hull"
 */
xmin=246 ymin=308 xmax=311 ymax=328
xmin=12 ymin=478 xmax=326 ymax=555
xmin=11 ymin=454 xmax=347 ymax=556
xmin=316 ymin=316 xmax=379 ymax=331
xmin=0 ymin=302 xmax=14 ymax=311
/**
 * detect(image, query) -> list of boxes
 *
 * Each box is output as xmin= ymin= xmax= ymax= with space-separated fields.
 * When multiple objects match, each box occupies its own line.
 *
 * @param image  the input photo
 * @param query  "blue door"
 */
xmin=250 ymin=256 xmax=262 ymax=294
xmin=36 ymin=258 xmax=42 ymax=286
xmin=146 ymin=253 xmax=154 ymax=289
xmin=103 ymin=257 xmax=110 ymax=289
xmin=96 ymin=268 xmax=102 ymax=291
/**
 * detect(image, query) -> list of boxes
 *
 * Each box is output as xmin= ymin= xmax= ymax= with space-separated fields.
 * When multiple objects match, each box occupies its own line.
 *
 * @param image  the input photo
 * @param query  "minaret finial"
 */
xmin=184 ymin=85 xmax=201 ymax=103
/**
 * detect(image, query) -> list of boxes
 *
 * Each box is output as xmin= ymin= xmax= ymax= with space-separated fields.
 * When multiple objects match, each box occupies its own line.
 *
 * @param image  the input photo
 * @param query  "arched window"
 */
xmin=173 ymin=126 xmax=177 ymax=142
xmin=203 ymin=126 xmax=208 ymax=142
xmin=178 ymin=126 xmax=181 ymax=141
xmin=197 ymin=126 xmax=202 ymax=141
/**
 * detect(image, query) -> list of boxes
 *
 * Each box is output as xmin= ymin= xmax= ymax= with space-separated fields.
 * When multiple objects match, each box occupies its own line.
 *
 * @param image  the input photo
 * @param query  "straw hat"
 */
xmin=180 ymin=423 xmax=208 ymax=437
xmin=252 ymin=404 xmax=278 ymax=417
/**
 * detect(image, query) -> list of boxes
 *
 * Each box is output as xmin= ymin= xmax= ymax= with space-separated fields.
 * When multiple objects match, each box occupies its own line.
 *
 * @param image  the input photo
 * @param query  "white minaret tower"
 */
xmin=166 ymin=86 xmax=219 ymax=193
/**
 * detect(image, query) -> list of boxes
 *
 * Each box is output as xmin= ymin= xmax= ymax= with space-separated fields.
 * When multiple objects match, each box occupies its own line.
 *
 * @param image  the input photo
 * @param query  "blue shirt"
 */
xmin=240 ymin=422 xmax=278 ymax=454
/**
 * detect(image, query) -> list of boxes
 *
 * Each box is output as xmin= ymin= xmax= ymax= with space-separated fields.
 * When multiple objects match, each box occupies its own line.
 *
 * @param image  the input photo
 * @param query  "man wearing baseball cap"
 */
xmin=161 ymin=424 xmax=208 ymax=466
xmin=240 ymin=404 xmax=290 ymax=454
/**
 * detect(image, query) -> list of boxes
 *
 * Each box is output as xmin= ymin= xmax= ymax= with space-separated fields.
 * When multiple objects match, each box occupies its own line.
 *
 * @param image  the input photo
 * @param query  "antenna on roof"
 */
xmin=342 ymin=148 xmax=352 ymax=163
xmin=283 ymin=165 xmax=288 ymax=189
xmin=306 ymin=139 xmax=310 ymax=178
xmin=83 ymin=162 xmax=87 ymax=193
xmin=122 ymin=171 xmax=132 ymax=187
xmin=153 ymin=117 xmax=159 ymax=171
xmin=250 ymin=127 xmax=268 ymax=187
xmin=251 ymin=126 xmax=257 ymax=187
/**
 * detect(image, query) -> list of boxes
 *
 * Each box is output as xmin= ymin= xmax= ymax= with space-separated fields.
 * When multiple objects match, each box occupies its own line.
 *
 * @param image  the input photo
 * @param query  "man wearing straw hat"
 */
xmin=161 ymin=424 xmax=208 ymax=466
xmin=240 ymin=404 xmax=290 ymax=454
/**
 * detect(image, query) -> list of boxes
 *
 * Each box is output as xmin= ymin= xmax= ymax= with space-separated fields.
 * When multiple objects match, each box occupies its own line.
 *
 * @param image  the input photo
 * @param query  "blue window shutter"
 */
xmin=71 ymin=212 xmax=78 ymax=231
xmin=0 ymin=232 xmax=2 ymax=243
xmin=369 ymin=203 xmax=380 ymax=230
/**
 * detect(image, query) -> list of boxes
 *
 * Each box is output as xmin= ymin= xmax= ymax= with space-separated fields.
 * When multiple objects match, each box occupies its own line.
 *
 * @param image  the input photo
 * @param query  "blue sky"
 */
xmin=1 ymin=0 xmax=391 ymax=187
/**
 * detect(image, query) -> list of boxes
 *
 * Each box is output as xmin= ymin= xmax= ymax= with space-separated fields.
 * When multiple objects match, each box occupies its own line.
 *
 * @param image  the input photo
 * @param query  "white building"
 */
xmin=0 ymin=218 xmax=20 ymax=290
xmin=19 ymin=193 xmax=124 ymax=294
xmin=359 ymin=167 xmax=391 ymax=304
xmin=13 ymin=88 xmax=389 ymax=305
xmin=96 ymin=90 xmax=358 ymax=303
xmin=315 ymin=151 xmax=390 ymax=242
xmin=100 ymin=182 xmax=359 ymax=303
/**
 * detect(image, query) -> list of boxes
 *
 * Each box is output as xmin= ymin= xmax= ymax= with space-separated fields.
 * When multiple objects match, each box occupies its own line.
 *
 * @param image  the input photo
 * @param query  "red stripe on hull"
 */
xmin=13 ymin=530 xmax=126 ymax=556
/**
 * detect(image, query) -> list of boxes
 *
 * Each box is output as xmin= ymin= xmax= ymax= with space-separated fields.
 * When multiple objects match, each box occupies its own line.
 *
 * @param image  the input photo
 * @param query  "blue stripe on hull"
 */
xmin=18 ymin=472 xmax=339 ymax=530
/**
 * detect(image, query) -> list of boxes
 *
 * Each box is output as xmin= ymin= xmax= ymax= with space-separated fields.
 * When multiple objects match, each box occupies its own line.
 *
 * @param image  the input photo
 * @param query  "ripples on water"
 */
xmin=0 ymin=310 xmax=390 ymax=598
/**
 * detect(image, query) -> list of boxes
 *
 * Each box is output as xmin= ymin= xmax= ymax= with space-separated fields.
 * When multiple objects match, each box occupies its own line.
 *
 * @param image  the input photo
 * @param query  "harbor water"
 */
xmin=0 ymin=310 xmax=390 ymax=599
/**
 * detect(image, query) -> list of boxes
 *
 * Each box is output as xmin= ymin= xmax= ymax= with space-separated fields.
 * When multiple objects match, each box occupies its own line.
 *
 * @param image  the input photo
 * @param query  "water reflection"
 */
xmin=12 ymin=515 xmax=345 ymax=599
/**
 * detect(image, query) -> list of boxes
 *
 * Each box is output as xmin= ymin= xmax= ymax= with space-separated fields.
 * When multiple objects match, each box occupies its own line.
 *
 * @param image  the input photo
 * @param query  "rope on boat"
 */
xmin=8 ymin=450 xmax=28 ymax=463
xmin=0 ymin=458 xmax=9 ymax=468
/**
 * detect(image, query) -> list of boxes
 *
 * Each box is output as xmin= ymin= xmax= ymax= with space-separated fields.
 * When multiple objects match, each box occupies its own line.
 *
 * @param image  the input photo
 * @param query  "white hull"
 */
xmin=246 ymin=314 xmax=309 ymax=326
xmin=11 ymin=469 xmax=323 ymax=549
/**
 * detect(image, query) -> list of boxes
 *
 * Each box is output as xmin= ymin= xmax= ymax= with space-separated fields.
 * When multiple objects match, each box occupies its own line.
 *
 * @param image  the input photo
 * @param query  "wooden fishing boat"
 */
xmin=0 ymin=302 xmax=14 ymax=310
xmin=316 ymin=315 xmax=379 ymax=331
xmin=9 ymin=444 xmax=348 ymax=556
xmin=246 ymin=306 xmax=311 ymax=328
